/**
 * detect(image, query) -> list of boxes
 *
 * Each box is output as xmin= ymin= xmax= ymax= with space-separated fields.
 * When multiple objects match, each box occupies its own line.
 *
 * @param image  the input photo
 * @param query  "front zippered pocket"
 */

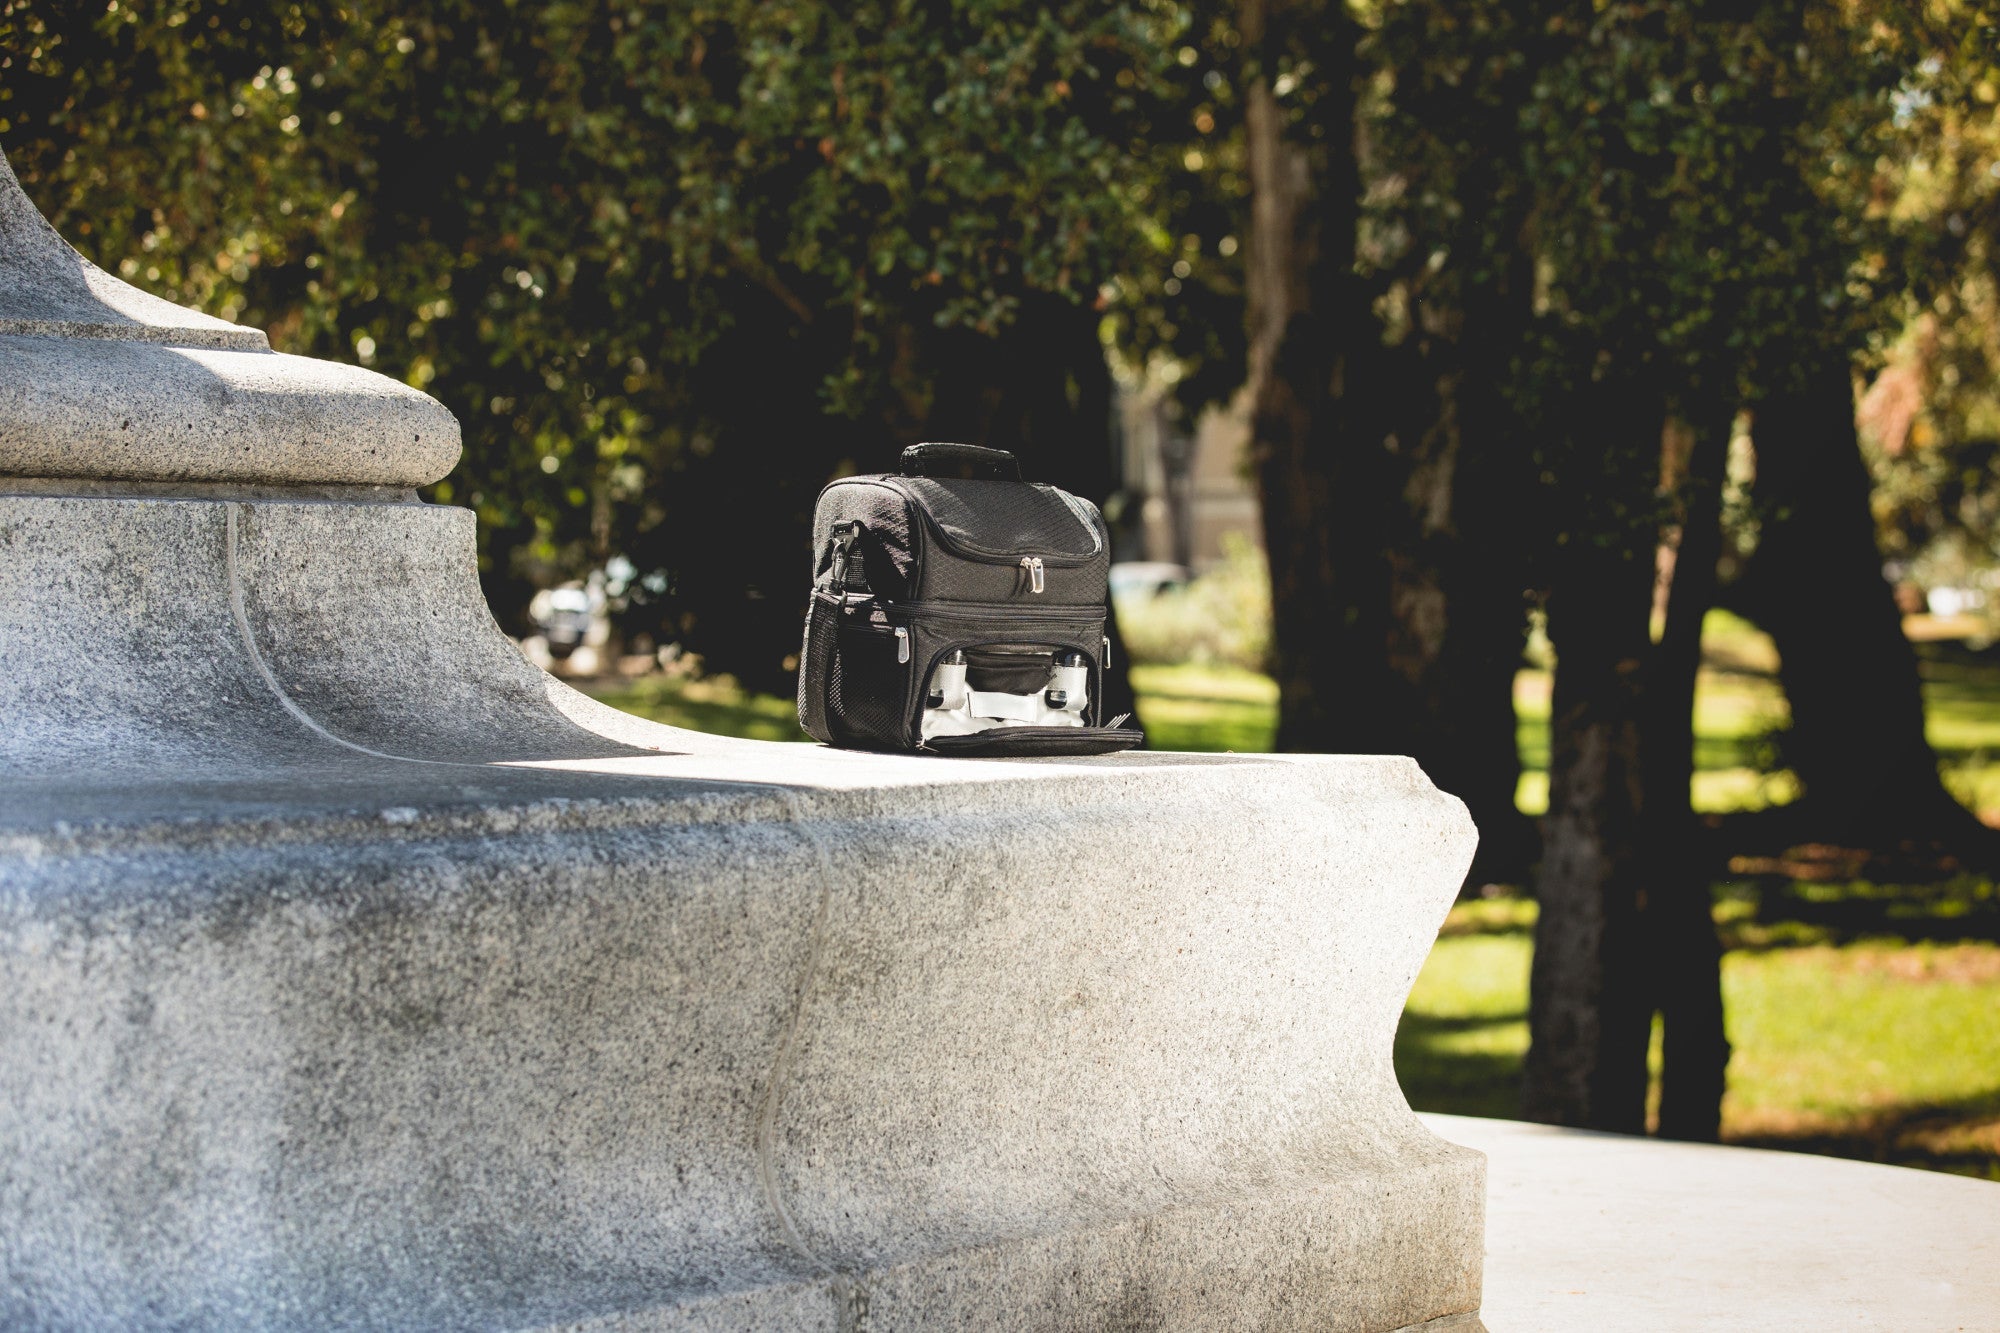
xmin=906 ymin=612 xmax=1106 ymax=734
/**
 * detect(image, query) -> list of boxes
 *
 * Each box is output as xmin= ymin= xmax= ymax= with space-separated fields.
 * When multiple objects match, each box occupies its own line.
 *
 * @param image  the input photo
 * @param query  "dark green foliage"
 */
xmin=1 ymin=0 xmax=1193 ymax=685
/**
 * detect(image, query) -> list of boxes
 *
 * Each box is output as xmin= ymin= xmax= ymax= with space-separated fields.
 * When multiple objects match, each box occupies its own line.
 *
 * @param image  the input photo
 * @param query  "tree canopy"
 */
xmin=2 ymin=0 xmax=1197 ymax=683
xmin=7 ymin=0 xmax=1999 ymax=1138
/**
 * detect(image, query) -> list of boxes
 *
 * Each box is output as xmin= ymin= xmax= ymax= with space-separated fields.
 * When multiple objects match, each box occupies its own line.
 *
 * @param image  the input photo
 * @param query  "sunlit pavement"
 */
xmin=1425 ymin=1112 xmax=2000 ymax=1331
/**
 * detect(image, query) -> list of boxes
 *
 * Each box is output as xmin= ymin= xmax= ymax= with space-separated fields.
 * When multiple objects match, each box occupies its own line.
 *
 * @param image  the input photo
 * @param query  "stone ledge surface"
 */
xmin=1427 ymin=1112 xmax=2000 ymax=1331
xmin=0 ymin=336 xmax=461 ymax=486
xmin=0 ymin=490 xmax=1487 ymax=1330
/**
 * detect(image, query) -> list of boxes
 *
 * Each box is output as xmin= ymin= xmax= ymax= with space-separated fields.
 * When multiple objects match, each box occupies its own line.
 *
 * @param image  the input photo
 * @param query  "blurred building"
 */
xmin=1111 ymin=386 xmax=1261 ymax=572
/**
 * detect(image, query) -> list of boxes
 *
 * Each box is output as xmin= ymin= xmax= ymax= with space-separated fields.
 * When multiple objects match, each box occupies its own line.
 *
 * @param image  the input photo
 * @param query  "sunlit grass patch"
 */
xmin=1129 ymin=662 xmax=1280 ymax=704
xmin=1693 ymin=767 xmax=1801 ymax=813
xmin=1395 ymin=898 xmax=2000 ymax=1179
xmin=1944 ymin=762 xmax=2000 ymax=823
xmin=1723 ymin=943 xmax=2000 ymax=1178
xmin=1700 ymin=609 xmax=1782 ymax=672
xmin=1129 ymin=662 xmax=1279 ymax=752
xmin=1395 ymin=930 xmax=1532 ymax=1121
xmin=1514 ymin=770 xmax=1548 ymax=817
xmin=584 ymin=673 xmax=809 ymax=742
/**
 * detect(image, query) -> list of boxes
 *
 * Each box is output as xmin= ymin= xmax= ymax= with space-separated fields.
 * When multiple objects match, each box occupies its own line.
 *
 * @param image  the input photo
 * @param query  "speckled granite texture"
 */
xmin=0 ymin=142 xmax=1485 ymax=1331
xmin=0 ymin=150 xmax=457 ymax=485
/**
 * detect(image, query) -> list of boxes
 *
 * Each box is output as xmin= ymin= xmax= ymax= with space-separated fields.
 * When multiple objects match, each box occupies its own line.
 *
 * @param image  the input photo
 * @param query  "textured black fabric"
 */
xmin=798 ymin=446 xmax=1119 ymax=752
xmin=827 ymin=608 xmax=908 ymax=745
xmin=922 ymin=727 xmax=1144 ymax=757
xmin=914 ymin=546 xmax=1108 ymax=605
xmin=898 ymin=477 xmax=1099 ymax=559
xmin=813 ymin=481 xmax=917 ymax=599
xmin=798 ymin=595 xmax=839 ymax=743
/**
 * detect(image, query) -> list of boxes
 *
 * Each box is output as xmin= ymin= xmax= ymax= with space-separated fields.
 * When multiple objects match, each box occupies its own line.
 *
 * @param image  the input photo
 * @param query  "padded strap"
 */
xmin=900 ymin=442 xmax=1023 ymax=482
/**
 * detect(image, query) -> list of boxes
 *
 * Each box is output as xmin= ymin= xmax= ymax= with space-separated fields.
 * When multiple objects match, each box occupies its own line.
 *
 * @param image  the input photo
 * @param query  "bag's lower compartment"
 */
xmin=799 ymin=594 xmax=1122 ymax=751
xmin=921 ymin=725 xmax=1144 ymax=758
xmin=920 ymin=643 xmax=1094 ymax=739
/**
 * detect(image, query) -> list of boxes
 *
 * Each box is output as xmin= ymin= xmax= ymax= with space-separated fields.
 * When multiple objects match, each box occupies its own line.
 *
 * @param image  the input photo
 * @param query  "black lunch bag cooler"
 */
xmin=797 ymin=443 xmax=1143 ymax=756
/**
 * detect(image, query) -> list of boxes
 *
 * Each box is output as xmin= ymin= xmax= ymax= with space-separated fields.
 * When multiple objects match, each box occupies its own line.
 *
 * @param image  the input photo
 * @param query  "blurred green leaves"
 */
xmin=1 ymin=0 xmax=1203 ymax=676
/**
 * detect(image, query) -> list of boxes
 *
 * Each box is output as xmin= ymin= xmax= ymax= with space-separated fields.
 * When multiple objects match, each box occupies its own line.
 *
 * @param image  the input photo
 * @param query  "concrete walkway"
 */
xmin=1423 ymin=1112 xmax=2000 ymax=1331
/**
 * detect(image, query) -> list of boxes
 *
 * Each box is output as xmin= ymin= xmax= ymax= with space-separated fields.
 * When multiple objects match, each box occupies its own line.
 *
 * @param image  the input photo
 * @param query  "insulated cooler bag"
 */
xmin=797 ymin=443 xmax=1144 ymax=756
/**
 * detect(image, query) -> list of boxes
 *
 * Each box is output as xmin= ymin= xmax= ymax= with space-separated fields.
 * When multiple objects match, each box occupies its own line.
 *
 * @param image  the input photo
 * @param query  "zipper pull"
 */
xmin=894 ymin=626 xmax=910 ymax=664
xmin=1103 ymin=634 xmax=1111 ymax=668
xmin=1016 ymin=548 xmax=1048 ymax=592
xmin=829 ymin=521 xmax=863 ymax=593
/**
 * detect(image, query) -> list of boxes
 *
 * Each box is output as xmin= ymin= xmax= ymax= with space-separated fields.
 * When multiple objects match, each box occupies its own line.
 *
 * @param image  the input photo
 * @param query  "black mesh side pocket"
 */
xmin=827 ymin=607 xmax=912 ymax=747
xmin=797 ymin=595 xmax=840 ymax=744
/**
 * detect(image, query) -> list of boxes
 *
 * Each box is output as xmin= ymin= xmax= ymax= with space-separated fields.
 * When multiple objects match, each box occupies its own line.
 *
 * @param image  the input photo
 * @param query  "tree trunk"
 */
xmin=1243 ymin=2 xmax=1537 ymax=886
xmin=1737 ymin=353 xmax=1992 ymax=855
xmin=1243 ymin=0 xmax=1404 ymax=755
xmin=1404 ymin=246 xmax=1542 ymax=887
xmin=1523 ymin=379 xmax=1662 ymax=1132
xmin=1644 ymin=409 xmax=1733 ymax=1142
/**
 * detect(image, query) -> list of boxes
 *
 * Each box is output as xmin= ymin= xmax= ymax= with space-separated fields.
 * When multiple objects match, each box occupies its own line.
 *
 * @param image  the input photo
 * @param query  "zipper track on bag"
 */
xmin=890 ymin=598 xmax=1105 ymax=622
xmin=821 ymin=593 xmax=1103 ymax=623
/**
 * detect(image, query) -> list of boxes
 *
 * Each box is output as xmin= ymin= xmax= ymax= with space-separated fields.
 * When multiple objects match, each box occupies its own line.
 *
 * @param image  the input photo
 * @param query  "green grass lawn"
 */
xmin=1128 ymin=663 xmax=1279 ymax=752
xmin=1400 ymin=898 xmax=2000 ymax=1179
xmin=588 ymin=672 xmax=809 ymax=742
xmin=581 ymin=615 xmax=2000 ymax=1179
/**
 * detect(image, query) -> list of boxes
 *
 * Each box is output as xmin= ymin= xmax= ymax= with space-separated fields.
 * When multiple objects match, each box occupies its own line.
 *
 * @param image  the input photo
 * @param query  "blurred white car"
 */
xmin=531 ymin=586 xmax=597 ymax=660
xmin=1109 ymin=561 xmax=1191 ymax=602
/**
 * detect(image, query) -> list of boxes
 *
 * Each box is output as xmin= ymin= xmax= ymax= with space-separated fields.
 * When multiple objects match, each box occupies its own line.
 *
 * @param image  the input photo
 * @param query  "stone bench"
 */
xmin=0 ymin=147 xmax=1485 ymax=1330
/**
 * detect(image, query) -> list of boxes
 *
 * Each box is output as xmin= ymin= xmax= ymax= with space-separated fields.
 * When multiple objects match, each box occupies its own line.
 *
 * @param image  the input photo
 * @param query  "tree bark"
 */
xmin=1402 ymin=246 xmax=1542 ymax=887
xmin=1523 ymin=378 xmax=1663 ymax=1131
xmin=1241 ymin=0 xmax=1539 ymax=890
xmin=1643 ymin=408 xmax=1733 ymax=1142
xmin=1737 ymin=353 xmax=1992 ymax=855
xmin=1243 ymin=0 xmax=1394 ymax=756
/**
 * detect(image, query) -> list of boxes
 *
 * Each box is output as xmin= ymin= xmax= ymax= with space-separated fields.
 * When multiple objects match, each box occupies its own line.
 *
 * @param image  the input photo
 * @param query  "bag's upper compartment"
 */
xmin=811 ymin=449 xmax=1108 ymax=607
xmin=896 ymin=477 xmax=1101 ymax=563
xmin=800 ymin=443 xmax=1129 ymax=753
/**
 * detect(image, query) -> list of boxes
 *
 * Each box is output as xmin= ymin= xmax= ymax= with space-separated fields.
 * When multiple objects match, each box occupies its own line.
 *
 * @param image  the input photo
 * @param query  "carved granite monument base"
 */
xmin=0 ymin=146 xmax=1485 ymax=1330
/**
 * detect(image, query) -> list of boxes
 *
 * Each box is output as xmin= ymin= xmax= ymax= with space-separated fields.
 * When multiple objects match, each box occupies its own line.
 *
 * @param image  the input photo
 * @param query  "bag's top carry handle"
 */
xmin=900 ymin=442 xmax=1023 ymax=482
